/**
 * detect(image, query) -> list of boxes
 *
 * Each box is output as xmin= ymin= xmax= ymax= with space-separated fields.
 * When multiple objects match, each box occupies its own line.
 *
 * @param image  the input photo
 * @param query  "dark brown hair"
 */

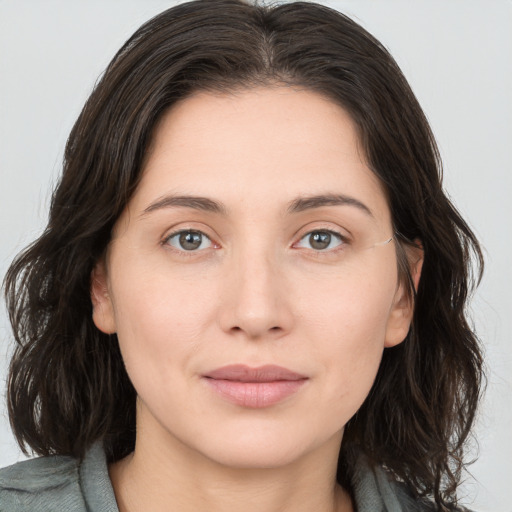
xmin=3 ymin=0 xmax=484 ymax=509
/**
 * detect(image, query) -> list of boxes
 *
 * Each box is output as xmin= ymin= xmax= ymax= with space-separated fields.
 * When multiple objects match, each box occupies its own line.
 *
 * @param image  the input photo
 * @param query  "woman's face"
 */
xmin=92 ymin=86 xmax=415 ymax=469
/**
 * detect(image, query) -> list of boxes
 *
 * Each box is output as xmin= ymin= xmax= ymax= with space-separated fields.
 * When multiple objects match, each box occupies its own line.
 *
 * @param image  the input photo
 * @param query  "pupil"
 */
xmin=179 ymin=231 xmax=202 ymax=250
xmin=310 ymin=232 xmax=331 ymax=250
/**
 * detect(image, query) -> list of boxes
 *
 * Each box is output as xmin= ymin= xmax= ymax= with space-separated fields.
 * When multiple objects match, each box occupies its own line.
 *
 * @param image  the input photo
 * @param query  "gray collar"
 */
xmin=80 ymin=442 xmax=119 ymax=512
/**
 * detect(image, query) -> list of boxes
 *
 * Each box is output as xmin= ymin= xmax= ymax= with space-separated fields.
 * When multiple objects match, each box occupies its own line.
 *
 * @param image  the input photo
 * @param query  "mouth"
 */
xmin=202 ymin=364 xmax=308 ymax=408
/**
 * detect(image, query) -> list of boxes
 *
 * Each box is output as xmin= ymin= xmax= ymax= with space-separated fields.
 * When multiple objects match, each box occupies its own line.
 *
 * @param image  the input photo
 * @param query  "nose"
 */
xmin=218 ymin=246 xmax=294 ymax=340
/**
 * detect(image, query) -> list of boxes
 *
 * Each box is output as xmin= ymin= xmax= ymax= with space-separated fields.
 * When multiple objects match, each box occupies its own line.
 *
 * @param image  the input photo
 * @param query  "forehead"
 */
xmin=131 ymin=86 xmax=390 ymax=225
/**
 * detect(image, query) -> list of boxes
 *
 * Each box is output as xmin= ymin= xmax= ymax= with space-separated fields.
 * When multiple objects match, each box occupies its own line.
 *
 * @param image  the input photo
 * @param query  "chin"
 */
xmin=187 ymin=424 xmax=341 ymax=471
xmin=203 ymin=441 xmax=309 ymax=470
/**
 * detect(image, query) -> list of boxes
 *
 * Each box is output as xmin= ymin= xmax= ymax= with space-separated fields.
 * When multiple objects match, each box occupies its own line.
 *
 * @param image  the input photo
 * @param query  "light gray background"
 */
xmin=1 ymin=1 xmax=511 ymax=510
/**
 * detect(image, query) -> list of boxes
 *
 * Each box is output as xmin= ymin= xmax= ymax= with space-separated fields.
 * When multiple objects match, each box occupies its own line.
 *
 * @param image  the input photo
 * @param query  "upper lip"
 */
xmin=203 ymin=364 xmax=307 ymax=382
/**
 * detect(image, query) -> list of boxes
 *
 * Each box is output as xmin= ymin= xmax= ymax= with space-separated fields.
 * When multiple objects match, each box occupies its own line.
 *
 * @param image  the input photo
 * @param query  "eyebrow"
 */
xmin=286 ymin=194 xmax=374 ymax=217
xmin=141 ymin=193 xmax=373 ymax=218
xmin=141 ymin=195 xmax=227 ymax=216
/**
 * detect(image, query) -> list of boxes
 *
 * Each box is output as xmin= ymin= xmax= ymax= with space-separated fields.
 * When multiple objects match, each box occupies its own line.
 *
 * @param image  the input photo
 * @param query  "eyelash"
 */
xmin=162 ymin=227 xmax=350 ymax=257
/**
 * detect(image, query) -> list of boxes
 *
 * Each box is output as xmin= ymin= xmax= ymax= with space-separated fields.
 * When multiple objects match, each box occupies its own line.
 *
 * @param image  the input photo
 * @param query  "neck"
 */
xmin=109 ymin=412 xmax=353 ymax=512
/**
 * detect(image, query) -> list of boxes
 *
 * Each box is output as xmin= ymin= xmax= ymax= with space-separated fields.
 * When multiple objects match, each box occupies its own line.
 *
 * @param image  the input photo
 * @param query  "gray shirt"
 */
xmin=0 ymin=442 xmax=448 ymax=511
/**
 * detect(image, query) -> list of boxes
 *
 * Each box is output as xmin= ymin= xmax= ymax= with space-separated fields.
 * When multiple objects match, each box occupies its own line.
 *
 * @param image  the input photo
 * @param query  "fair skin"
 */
xmin=91 ymin=86 xmax=422 ymax=512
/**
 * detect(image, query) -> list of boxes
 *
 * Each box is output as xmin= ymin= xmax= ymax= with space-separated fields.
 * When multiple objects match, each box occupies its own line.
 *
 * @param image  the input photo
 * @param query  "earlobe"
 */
xmin=90 ymin=260 xmax=117 ymax=334
xmin=384 ymin=241 xmax=424 ymax=348
xmin=384 ymin=286 xmax=413 ymax=348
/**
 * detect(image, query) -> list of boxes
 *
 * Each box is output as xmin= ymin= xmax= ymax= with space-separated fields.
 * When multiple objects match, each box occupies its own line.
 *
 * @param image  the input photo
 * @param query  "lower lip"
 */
xmin=203 ymin=378 xmax=307 ymax=408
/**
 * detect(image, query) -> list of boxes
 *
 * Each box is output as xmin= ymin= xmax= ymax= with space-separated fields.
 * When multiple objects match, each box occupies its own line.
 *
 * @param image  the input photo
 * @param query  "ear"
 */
xmin=90 ymin=259 xmax=117 ymax=334
xmin=384 ymin=242 xmax=423 ymax=348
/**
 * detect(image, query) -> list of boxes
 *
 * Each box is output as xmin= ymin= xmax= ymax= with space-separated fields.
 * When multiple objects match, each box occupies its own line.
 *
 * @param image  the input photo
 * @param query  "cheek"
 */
xmin=296 ymin=259 xmax=396 ymax=344
xmin=108 ymin=262 xmax=219 ymax=383
xmin=294 ymin=263 xmax=396 ymax=412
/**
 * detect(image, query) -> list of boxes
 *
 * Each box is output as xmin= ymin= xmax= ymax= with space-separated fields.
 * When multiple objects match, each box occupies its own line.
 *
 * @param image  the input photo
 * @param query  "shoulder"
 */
xmin=0 ymin=453 xmax=86 ymax=511
xmin=384 ymin=472 xmax=476 ymax=512
xmin=0 ymin=452 xmax=79 ymax=490
xmin=391 ymin=480 xmax=439 ymax=511
xmin=392 ymin=481 xmax=475 ymax=512
xmin=351 ymin=452 xmax=473 ymax=512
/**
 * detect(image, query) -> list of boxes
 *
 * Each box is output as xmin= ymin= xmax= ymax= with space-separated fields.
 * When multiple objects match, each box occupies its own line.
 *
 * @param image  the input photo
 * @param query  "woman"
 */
xmin=0 ymin=1 xmax=484 ymax=511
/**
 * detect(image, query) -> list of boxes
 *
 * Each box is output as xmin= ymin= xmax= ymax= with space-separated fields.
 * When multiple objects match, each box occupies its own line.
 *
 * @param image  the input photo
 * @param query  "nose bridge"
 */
xmin=220 ymin=234 xmax=292 ymax=339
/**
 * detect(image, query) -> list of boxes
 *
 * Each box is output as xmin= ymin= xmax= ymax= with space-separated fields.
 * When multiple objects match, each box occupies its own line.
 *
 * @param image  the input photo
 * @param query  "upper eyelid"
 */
xmin=299 ymin=228 xmax=346 ymax=238
xmin=162 ymin=225 xmax=215 ymax=242
xmin=163 ymin=229 xmax=214 ymax=245
xmin=165 ymin=227 xmax=212 ymax=237
xmin=165 ymin=230 xmax=212 ymax=240
xmin=293 ymin=222 xmax=351 ymax=242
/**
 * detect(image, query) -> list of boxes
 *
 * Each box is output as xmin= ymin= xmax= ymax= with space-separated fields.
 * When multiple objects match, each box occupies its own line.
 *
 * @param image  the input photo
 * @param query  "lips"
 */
xmin=204 ymin=364 xmax=307 ymax=382
xmin=202 ymin=364 xmax=308 ymax=408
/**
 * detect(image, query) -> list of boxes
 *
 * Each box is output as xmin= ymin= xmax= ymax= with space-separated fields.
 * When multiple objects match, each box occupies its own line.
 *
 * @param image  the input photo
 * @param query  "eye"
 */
xmin=165 ymin=230 xmax=213 ymax=251
xmin=295 ymin=230 xmax=346 ymax=251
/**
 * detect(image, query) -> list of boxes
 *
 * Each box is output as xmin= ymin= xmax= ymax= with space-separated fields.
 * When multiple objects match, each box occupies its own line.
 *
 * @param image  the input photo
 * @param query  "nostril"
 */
xmin=230 ymin=325 xmax=282 ymax=334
